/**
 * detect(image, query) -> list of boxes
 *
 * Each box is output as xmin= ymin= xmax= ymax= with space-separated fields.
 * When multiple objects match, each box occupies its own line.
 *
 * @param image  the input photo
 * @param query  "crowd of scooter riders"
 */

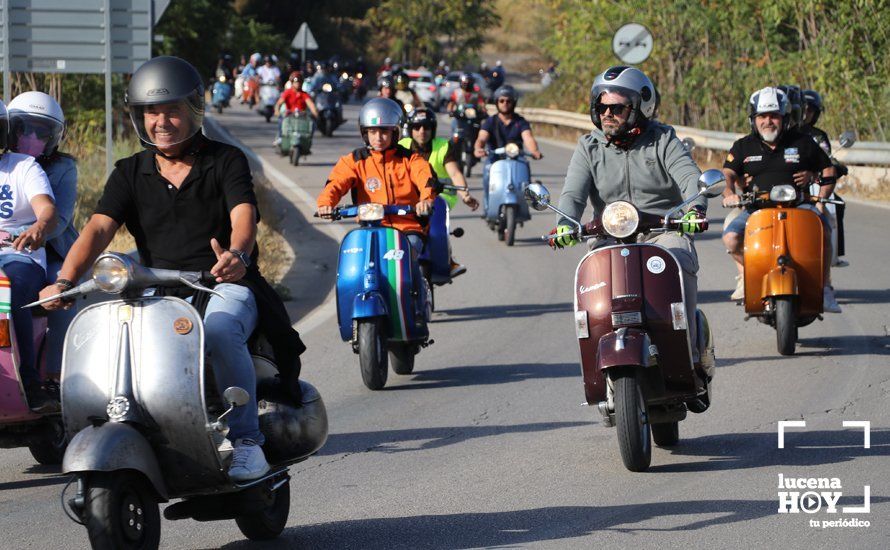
xmin=0 ymin=49 xmax=859 ymax=547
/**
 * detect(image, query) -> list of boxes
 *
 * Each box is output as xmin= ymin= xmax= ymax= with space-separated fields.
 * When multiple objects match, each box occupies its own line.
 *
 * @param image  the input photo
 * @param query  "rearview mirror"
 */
xmin=839 ymin=131 xmax=856 ymax=149
xmin=681 ymin=137 xmax=696 ymax=152
xmin=223 ymin=386 xmax=250 ymax=408
xmin=698 ymin=169 xmax=726 ymax=198
xmin=525 ymin=181 xmax=551 ymax=211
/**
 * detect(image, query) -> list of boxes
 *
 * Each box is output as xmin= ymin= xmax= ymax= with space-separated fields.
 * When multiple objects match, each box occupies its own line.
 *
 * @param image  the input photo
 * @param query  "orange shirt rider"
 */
xmin=317 ymin=144 xmax=437 ymax=234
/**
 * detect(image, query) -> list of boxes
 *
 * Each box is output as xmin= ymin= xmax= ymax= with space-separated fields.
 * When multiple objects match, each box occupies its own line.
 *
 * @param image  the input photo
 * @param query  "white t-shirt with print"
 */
xmin=0 ymin=152 xmax=54 ymax=272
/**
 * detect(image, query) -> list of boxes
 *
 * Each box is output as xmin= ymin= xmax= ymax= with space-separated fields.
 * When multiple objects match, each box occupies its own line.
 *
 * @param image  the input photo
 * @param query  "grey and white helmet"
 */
xmin=125 ymin=56 xmax=204 ymax=150
xmin=358 ymin=97 xmax=404 ymax=145
xmin=747 ymin=86 xmax=789 ymax=133
xmin=589 ymin=66 xmax=658 ymax=129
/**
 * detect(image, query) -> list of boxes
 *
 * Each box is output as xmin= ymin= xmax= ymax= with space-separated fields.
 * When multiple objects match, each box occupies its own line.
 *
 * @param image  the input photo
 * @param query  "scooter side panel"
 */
xmin=378 ymin=228 xmax=428 ymax=342
xmin=575 ymin=244 xmax=696 ymax=405
xmin=337 ymin=229 xmax=383 ymax=341
xmin=420 ymin=196 xmax=452 ymax=282
xmin=744 ymin=208 xmax=823 ymax=314
xmin=486 ymin=158 xmax=532 ymax=221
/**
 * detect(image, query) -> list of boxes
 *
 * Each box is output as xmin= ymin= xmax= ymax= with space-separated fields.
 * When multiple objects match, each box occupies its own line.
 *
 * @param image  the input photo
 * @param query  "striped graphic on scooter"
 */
xmin=0 ymin=276 xmax=10 ymax=313
xmin=385 ymin=229 xmax=409 ymax=341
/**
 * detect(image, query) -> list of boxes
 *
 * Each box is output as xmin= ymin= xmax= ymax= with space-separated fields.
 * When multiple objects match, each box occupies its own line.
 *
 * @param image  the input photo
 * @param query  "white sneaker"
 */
xmin=228 ymin=438 xmax=270 ymax=482
xmin=823 ymin=286 xmax=842 ymax=314
xmin=730 ymin=275 xmax=745 ymax=301
xmin=833 ymin=259 xmax=850 ymax=267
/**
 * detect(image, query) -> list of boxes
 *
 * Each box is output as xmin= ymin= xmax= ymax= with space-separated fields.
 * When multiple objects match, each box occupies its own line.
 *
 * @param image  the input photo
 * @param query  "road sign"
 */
xmin=291 ymin=22 xmax=318 ymax=50
xmin=612 ymin=23 xmax=653 ymax=65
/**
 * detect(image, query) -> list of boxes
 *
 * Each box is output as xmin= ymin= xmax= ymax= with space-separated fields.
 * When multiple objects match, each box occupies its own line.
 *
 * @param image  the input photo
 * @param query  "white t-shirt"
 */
xmin=0 ymin=153 xmax=54 ymax=272
xmin=257 ymin=65 xmax=280 ymax=84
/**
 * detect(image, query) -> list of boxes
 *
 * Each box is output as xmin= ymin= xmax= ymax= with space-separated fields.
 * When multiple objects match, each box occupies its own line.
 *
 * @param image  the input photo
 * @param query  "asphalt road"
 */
xmin=1 ymin=98 xmax=887 ymax=549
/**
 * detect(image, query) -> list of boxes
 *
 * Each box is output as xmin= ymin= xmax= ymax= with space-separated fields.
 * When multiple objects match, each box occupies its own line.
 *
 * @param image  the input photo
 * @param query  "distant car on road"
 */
xmin=438 ymin=71 xmax=490 ymax=111
xmin=406 ymin=69 xmax=440 ymax=110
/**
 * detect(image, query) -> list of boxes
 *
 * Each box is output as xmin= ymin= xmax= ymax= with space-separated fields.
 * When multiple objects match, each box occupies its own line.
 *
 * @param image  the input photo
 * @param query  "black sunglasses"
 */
xmin=16 ymin=121 xmax=54 ymax=140
xmin=497 ymin=98 xmax=514 ymax=104
xmin=594 ymin=103 xmax=631 ymax=116
xmin=411 ymin=122 xmax=434 ymax=130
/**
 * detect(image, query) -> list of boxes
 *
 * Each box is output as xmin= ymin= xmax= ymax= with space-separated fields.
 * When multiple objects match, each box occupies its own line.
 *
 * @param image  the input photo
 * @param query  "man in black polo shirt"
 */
xmin=721 ymin=86 xmax=840 ymax=311
xmin=38 ymin=56 xmax=303 ymax=481
xmin=473 ymin=85 xmax=543 ymax=213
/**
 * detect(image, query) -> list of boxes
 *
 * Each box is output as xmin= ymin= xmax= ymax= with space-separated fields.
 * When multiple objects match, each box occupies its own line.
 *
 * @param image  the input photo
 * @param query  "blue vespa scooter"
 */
xmin=326 ymin=204 xmax=432 ymax=390
xmin=418 ymin=188 xmax=465 ymax=312
xmin=483 ymin=143 xmax=535 ymax=246
xmin=211 ymin=73 xmax=234 ymax=114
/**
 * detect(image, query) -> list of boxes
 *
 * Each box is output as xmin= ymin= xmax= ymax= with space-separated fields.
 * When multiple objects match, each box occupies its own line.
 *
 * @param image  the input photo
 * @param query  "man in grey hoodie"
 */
xmin=553 ymin=66 xmax=707 ymax=367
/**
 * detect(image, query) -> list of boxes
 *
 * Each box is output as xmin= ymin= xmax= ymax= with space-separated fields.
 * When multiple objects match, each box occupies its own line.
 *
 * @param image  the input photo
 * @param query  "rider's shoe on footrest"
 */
xmin=450 ymin=261 xmax=467 ymax=278
xmin=25 ymin=383 xmax=60 ymax=414
xmin=228 ymin=438 xmax=270 ymax=481
xmin=823 ymin=286 xmax=842 ymax=313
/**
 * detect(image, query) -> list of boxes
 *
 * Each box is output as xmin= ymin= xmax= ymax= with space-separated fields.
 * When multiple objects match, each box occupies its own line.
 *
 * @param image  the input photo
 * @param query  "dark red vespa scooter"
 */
xmin=526 ymin=169 xmax=725 ymax=472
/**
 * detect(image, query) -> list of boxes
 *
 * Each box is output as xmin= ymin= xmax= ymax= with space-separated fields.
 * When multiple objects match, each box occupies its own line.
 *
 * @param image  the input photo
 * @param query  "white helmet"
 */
xmin=747 ymin=87 xmax=789 ymax=134
xmin=8 ymin=91 xmax=66 ymax=157
xmin=589 ymin=66 xmax=658 ymax=129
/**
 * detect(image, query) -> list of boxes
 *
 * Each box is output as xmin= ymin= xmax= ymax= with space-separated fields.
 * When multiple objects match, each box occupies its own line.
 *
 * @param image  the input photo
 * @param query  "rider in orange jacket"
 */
xmin=317 ymin=98 xmax=437 ymax=243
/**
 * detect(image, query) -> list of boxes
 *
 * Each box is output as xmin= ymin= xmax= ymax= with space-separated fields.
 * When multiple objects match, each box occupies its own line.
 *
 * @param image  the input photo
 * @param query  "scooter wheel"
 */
xmin=216 ymin=105 xmax=223 ymax=115
xmin=85 ymin=472 xmax=160 ymax=550
xmin=652 ymin=421 xmax=679 ymax=447
xmin=389 ymin=343 xmax=416 ymax=375
xmin=235 ymin=477 xmax=290 ymax=541
xmin=504 ymin=205 xmax=517 ymax=246
xmin=27 ymin=418 xmax=67 ymax=465
xmin=289 ymin=147 xmax=300 ymax=166
xmin=613 ymin=369 xmax=652 ymax=472
xmin=775 ymin=297 xmax=797 ymax=356
xmin=358 ymin=319 xmax=388 ymax=390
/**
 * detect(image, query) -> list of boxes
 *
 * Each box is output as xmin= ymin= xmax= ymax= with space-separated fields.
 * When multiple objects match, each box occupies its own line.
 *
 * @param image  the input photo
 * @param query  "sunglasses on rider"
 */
xmin=411 ymin=122 xmax=434 ymax=131
xmin=15 ymin=120 xmax=53 ymax=140
xmin=497 ymin=98 xmax=514 ymax=104
xmin=594 ymin=103 xmax=631 ymax=116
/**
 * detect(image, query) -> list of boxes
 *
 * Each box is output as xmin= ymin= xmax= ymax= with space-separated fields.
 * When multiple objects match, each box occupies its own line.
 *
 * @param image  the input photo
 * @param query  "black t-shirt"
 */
xmin=481 ymin=114 xmax=531 ymax=149
xmin=801 ymin=124 xmax=832 ymax=156
xmin=723 ymin=129 xmax=831 ymax=194
xmin=95 ymin=136 xmax=260 ymax=273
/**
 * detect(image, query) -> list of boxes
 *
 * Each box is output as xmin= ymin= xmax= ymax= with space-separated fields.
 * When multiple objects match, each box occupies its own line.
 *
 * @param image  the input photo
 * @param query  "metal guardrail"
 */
xmin=514 ymin=107 xmax=890 ymax=166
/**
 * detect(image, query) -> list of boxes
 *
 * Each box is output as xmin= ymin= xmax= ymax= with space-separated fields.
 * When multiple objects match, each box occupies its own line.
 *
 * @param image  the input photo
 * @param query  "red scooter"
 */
xmin=526 ymin=169 xmax=725 ymax=472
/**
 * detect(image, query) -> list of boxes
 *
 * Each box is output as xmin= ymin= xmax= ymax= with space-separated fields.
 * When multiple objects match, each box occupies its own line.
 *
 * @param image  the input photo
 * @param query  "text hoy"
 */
xmin=777 ymin=474 xmax=870 ymax=514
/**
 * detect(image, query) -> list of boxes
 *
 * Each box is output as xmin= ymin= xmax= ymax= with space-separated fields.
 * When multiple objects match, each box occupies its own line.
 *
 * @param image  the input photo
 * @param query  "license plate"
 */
xmin=611 ymin=311 xmax=642 ymax=326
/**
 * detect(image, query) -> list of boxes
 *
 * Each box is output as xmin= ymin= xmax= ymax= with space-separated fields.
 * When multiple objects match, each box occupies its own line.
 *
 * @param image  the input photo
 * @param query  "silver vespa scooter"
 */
xmin=28 ymin=253 xmax=328 ymax=549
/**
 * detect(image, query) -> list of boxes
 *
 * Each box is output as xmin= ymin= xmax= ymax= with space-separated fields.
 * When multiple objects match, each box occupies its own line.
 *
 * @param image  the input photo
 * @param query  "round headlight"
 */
xmin=601 ymin=201 xmax=640 ymax=238
xmin=322 ymin=83 xmax=333 ymax=92
xmin=769 ymin=184 xmax=797 ymax=203
xmin=505 ymin=143 xmax=520 ymax=158
xmin=218 ymin=75 xmax=226 ymax=82
xmin=93 ymin=256 xmax=130 ymax=294
xmin=465 ymin=107 xmax=477 ymax=119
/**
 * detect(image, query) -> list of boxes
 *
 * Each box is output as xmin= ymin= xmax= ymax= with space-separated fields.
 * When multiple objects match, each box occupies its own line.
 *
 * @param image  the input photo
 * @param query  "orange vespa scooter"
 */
xmin=728 ymin=184 xmax=841 ymax=355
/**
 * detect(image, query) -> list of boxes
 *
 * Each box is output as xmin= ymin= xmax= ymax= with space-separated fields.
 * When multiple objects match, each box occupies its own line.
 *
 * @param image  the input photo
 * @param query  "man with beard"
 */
xmin=552 ymin=66 xmax=710 ymax=380
xmin=721 ymin=86 xmax=839 ymax=311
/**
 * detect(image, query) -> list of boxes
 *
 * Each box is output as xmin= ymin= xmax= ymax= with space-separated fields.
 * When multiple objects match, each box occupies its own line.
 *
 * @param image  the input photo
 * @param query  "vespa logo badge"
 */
xmin=173 ymin=317 xmax=193 ymax=335
xmin=646 ymin=256 xmax=666 ymax=274
xmin=366 ymin=177 xmax=382 ymax=193
xmin=107 ymin=396 xmax=131 ymax=420
xmin=579 ymin=281 xmax=606 ymax=294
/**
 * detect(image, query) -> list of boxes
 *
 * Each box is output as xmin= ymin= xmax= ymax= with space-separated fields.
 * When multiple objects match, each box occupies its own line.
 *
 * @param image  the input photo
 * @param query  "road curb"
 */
xmin=204 ymin=113 xmax=343 ymax=335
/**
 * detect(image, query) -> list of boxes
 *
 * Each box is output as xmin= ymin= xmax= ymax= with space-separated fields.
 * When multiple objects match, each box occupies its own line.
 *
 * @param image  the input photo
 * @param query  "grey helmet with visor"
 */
xmin=125 ymin=56 xmax=204 ymax=151
xmin=358 ymin=97 xmax=404 ymax=146
xmin=589 ymin=66 xmax=658 ymax=129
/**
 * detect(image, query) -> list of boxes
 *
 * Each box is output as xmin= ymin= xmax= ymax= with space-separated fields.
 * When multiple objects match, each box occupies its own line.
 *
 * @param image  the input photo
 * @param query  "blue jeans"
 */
xmin=203 ymin=283 xmax=262 ymax=444
xmin=482 ymin=157 xmax=494 ymax=213
xmin=45 ymin=250 xmax=77 ymax=376
xmin=4 ymin=260 xmax=45 ymax=387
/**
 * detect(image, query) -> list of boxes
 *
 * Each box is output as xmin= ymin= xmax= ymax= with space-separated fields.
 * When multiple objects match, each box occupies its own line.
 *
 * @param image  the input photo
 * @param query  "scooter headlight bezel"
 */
xmin=92 ymin=254 xmax=133 ymax=294
xmin=601 ymin=201 xmax=640 ymax=239
xmin=322 ymin=83 xmax=334 ymax=93
xmin=505 ymin=143 xmax=521 ymax=158
xmin=465 ymin=107 xmax=477 ymax=119
xmin=358 ymin=203 xmax=385 ymax=222
xmin=769 ymin=184 xmax=797 ymax=203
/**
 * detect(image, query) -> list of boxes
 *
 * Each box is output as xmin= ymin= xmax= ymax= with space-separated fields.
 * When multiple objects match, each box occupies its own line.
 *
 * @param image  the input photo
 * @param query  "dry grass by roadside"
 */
xmin=67 ymin=123 xmax=292 ymax=288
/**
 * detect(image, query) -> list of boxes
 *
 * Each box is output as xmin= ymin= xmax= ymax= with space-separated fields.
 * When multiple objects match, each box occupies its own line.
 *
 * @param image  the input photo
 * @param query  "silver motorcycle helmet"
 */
xmin=358 ymin=97 xmax=404 ymax=147
xmin=7 ymin=91 xmax=66 ymax=157
xmin=747 ymin=86 xmax=789 ymax=135
xmin=125 ymin=56 xmax=204 ymax=151
xmin=589 ymin=66 xmax=658 ymax=129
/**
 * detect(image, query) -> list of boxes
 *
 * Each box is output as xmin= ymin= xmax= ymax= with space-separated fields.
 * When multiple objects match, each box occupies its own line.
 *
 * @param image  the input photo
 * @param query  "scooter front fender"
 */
xmin=63 ymin=422 xmax=168 ymax=501
xmin=597 ymin=329 xmax=653 ymax=371
xmin=761 ymin=266 xmax=798 ymax=299
xmin=351 ymin=292 xmax=388 ymax=320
